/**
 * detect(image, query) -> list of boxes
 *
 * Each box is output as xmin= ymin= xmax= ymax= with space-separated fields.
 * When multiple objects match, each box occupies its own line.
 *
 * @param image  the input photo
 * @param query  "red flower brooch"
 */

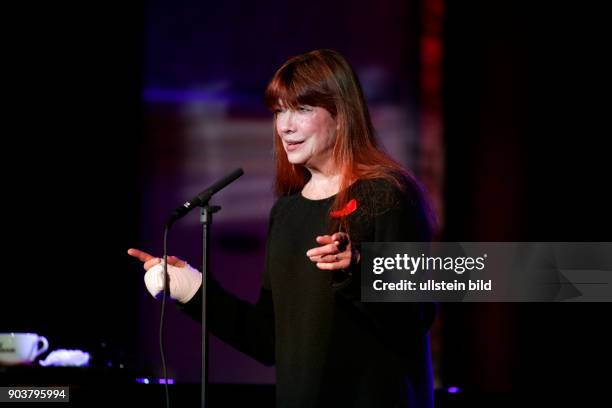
xmin=330 ymin=198 xmax=358 ymax=218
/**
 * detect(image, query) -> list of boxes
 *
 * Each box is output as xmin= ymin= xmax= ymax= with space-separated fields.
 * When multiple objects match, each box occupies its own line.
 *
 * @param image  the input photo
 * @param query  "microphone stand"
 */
xmin=199 ymin=203 xmax=220 ymax=408
xmin=164 ymin=168 xmax=243 ymax=408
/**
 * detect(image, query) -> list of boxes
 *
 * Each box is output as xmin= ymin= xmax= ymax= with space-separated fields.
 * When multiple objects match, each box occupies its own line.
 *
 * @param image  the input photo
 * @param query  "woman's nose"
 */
xmin=277 ymin=111 xmax=296 ymax=135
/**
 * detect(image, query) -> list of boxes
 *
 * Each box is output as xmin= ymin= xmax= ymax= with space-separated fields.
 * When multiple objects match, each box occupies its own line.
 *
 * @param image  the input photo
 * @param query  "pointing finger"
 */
xmin=127 ymin=248 xmax=155 ymax=263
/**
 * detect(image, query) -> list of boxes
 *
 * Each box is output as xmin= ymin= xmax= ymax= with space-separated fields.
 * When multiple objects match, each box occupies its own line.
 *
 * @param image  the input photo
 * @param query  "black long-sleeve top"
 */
xmin=179 ymin=178 xmax=437 ymax=408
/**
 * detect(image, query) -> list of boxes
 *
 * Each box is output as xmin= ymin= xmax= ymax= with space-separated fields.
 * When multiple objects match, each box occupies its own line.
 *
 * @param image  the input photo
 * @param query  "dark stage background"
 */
xmin=2 ymin=1 xmax=610 ymax=406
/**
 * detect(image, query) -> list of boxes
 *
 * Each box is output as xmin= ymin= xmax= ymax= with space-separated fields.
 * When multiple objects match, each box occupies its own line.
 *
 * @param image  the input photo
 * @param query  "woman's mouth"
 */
xmin=285 ymin=140 xmax=304 ymax=152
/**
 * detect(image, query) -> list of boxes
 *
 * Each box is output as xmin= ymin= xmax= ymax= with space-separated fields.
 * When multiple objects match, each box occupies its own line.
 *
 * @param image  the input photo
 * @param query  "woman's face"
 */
xmin=275 ymin=102 xmax=338 ymax=170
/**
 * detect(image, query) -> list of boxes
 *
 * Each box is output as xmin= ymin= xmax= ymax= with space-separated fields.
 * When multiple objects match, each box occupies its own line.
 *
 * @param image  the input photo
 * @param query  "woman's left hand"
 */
xmin=306 ymin=232 xmax=360 ymax=270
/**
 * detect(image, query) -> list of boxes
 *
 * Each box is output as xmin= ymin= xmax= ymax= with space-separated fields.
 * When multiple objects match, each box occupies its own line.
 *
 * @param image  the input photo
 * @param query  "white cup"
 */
xmin=0 ymin=333 xmax=49 ymax=365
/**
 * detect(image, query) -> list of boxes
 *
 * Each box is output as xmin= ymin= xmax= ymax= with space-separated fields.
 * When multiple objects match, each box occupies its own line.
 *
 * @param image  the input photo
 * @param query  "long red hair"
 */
xmin=264 ymin=49 xmax=436 ymax=236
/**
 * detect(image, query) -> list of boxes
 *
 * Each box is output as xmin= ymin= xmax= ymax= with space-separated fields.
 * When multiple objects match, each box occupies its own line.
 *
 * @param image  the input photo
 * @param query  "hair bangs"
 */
xmin=264 ymin=62 xmax=336 ymax=115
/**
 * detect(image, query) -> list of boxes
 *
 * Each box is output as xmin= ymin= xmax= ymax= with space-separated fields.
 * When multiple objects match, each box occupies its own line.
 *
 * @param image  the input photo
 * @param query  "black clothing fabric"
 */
xmin=179 ymin=178 xmax=436 ymax=408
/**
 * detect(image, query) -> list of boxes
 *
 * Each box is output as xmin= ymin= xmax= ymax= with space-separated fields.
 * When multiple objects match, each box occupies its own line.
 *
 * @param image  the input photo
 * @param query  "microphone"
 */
xmin=166 ymin=168 xmax=244 ymax=227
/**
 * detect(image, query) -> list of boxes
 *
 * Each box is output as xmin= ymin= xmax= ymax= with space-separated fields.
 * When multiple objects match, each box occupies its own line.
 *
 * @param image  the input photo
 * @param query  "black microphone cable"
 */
xmin=156 ymin=168 xmax=243 ymax=408
xmin=159 ymin=225 xmax=171 ymax=408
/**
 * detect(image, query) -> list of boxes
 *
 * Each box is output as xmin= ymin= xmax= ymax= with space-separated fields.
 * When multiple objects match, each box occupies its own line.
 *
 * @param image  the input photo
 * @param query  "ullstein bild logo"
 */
xmin=371 ymin=279 xmax=492 ymax=292
xmin=361 ymin=242 xmax=612 ymax=302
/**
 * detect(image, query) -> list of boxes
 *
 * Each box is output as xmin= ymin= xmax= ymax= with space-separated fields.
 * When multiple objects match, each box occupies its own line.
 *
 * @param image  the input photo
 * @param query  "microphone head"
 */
xmin=165 ymin=168 xmax=245 ymax=228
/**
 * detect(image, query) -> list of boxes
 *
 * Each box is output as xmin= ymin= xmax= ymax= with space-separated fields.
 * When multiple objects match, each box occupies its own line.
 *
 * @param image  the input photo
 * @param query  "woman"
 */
xmin=129 ymin=49 xmax=437 ymax=407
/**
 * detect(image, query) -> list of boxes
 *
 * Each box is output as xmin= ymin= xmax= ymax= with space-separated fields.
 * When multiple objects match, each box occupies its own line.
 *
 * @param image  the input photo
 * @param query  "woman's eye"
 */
xmin=298 ymin=106 xmax=311 ymax=112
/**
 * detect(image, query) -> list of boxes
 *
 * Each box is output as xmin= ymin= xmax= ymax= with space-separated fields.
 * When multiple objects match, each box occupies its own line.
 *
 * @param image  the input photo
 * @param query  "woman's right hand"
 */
xmin=127 ymin=248 xmax=202 ymax=304
xmin=127 ymin=248 xmax=187 ymax=270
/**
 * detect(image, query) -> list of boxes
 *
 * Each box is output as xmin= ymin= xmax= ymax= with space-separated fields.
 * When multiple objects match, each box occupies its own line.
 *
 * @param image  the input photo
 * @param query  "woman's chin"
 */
xmin=286 ymin=154 xmax=306 ymax=165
